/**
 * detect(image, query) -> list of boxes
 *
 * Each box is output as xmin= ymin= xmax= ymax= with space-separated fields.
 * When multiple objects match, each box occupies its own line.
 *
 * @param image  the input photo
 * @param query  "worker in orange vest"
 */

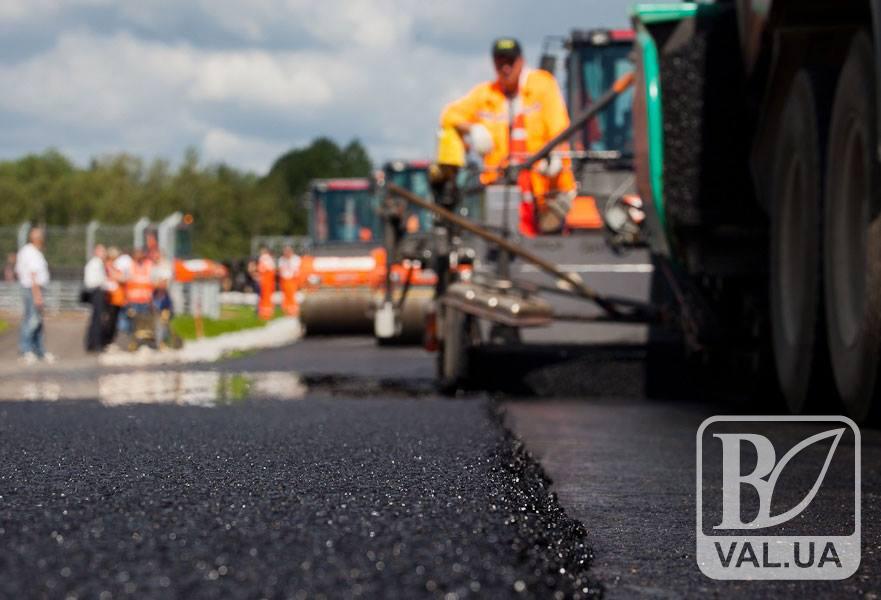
xmin=125 ymin=249 xmax=154 ymax=319
xmin=103 ymin=246 xmax=127 ymax=346
xmin=277 ymin=245 xmax=301 ymax=317
xmin=257 ymin=246 xmax=276 ymax=320
xmin=439 ymin=38 xmax=577 ymax=236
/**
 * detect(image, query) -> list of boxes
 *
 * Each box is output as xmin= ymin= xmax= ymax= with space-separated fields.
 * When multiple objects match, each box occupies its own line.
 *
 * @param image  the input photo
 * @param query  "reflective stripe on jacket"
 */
xmin=126 ymin=261 xmax=154 ymax=304
xmin=278 ymin=256 xmax=300 ymax=280
xmin=439 ymin=68 xmax=576 ymax=193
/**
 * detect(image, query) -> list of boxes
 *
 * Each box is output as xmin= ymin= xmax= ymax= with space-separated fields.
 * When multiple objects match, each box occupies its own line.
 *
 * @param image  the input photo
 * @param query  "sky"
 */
xmin=0 ymin=0 xmax=632 ymax=175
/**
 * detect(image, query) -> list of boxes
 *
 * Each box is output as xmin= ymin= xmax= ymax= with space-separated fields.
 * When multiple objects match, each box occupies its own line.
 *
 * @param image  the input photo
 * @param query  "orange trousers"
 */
xmin=258 ymin=272 xmax=276 ymax=320
xmin=280 ymin=277 xmax=299 ymax=316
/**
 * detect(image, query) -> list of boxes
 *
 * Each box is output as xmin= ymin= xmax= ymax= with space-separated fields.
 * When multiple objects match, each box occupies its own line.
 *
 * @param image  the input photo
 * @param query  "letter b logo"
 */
xmin=714 ymin=429 xmax=845 ymax=530
xmin=696 ymin=417 xmax=860 ymax=580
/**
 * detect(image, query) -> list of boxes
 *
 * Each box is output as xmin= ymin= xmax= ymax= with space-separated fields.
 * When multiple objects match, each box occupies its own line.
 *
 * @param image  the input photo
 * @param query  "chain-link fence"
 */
xmin=43 ymin=224 xmax=88 ymax=279
xmin=0 ymin=225 xmax=26 ymax=275
xmin=250 ymin=235 xmax=311 ymax=257
xmin=92 ymin=223 xmax=136 ymax=255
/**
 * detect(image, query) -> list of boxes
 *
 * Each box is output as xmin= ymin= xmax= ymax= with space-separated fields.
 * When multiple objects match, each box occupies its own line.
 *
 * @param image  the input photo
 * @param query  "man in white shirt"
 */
xmin=83 ymin=244 xmax=107 ymax=352
xmin=15 ymin=227 xmax=54 ymax=364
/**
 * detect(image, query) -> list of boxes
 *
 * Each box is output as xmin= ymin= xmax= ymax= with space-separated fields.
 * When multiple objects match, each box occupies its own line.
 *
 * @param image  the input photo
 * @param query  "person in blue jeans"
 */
xmin=15 ymin=227 xmax=55 ymax=364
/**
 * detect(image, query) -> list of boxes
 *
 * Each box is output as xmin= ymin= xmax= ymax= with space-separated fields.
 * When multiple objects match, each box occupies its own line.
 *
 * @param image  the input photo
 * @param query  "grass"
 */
xmin=170 ymin=305 xmax=283 ymax=341
xmin=0 ymin=319 xmax=8 ymax=335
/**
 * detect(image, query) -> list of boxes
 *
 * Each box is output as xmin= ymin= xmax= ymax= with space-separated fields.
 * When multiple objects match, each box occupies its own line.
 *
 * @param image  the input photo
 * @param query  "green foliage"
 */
xmin=0 ymin=138 xmax=372 ymax=259
xmin=169 ymin=304 xmax=283 ymax=341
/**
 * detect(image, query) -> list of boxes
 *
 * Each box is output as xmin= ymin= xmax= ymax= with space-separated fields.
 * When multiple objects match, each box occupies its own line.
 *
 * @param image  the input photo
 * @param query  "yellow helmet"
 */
xmin=436 ymin=126 xmax=465 ymax=167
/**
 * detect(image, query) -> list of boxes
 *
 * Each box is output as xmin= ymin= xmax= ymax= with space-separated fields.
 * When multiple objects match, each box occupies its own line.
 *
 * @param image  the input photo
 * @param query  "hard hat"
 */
xmin=436 ymin=126 xmax=466 ymax=167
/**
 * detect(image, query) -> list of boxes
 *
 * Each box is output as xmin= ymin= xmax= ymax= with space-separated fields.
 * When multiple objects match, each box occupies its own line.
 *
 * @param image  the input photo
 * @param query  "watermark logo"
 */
xmin=696 ymin=416 xmax=860 ymax=580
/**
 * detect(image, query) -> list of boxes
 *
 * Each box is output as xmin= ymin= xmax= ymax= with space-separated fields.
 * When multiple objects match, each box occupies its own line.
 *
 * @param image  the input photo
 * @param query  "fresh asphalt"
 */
xmin=1 ymin=233 xmax=879 ymax=599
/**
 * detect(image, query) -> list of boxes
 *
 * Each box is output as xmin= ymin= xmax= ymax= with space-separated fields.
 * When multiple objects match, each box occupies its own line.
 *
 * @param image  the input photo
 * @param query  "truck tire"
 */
xmin=824 ymin=32 xmax=881 ymax=422
xmin=770 ymin=70 xmax=833 ymax=414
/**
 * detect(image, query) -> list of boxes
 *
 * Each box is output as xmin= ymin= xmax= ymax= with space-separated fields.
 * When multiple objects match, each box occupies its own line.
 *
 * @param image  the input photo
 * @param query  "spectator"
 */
xmin=102 ymin=247 xmax=126 ymax=347
xmin=83 ymin=244 xmax=107 ymax=352
xmin=15 ymin=227 xmax=54 ymax=364
xmin=125 ymin=249 xmax=154 ymax=319
xmin=113 ymin=248 xmax=134 ymax=335
xmin=149 ymin=249 xmax=174 ymax=349
xmin=4 ymin=253 xmax=15 ymax=282
xmin=247 ymin=258 xmax=261 ymax=297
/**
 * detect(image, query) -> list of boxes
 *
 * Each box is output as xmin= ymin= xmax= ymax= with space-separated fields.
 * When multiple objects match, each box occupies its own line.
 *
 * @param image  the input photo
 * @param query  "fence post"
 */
xmin=133 ymin=217 xmax=151 ymax=251
xmin=17 ymin=222 xmax=30 ymax=249
xmin=85 ymin=220 xmax=99 ymax=262
xmin=158 ymin=212 xmax=182 ymax=258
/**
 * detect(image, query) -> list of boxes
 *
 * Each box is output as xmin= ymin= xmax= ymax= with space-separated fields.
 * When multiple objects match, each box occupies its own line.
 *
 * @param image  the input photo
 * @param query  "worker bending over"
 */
xmin=439 ymin=38 xmax=576 ymax=235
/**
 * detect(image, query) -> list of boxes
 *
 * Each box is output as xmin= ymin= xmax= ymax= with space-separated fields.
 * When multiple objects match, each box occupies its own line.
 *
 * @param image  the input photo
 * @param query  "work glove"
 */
xmin=536 ymin=154 xmax=563 ymax=177
xmin=468 ymin=124 xmax=494 ymax=156
xmin=538 ymin=190 xmax=576 ymax=234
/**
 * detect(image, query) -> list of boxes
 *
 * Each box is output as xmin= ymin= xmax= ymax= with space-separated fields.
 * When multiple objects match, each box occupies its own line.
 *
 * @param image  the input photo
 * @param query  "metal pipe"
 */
xmin=385 ymin=181 xmax=618 ymax=313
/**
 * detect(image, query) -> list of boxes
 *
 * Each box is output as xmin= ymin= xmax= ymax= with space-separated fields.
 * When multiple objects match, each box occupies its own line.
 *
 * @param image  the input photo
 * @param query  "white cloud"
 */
xmin=201 ymin=127 xmax=292 ymax=173
xmin=0 ymin=0 xmax=632 ymax=173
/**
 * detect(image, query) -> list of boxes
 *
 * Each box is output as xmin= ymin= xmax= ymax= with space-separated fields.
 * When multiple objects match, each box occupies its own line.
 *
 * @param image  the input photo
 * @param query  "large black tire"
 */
xmin=770 ymin=70 xmax=834 ymax=414
xmin=824 ymin=33 xmax=881 ymax=423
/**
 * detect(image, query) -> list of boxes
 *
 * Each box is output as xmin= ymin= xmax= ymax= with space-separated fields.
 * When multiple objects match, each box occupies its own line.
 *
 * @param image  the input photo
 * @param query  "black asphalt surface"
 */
xmin=3 ymin=230 xmax=879 ymax=599
xmin=0 ymin=394 xmax=598 ymax=599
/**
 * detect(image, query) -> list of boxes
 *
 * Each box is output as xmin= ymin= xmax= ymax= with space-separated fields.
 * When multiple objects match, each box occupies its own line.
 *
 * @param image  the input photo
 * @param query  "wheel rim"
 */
xmin=779 ymin=156 xmax=808 ymax=348
xmin=830 ymin=117 xmax=868 ymax=350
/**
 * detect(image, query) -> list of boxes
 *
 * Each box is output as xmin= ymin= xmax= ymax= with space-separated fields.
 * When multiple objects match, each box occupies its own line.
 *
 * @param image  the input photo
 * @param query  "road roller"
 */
xmin=298 ymin=178 xmax=385 ymax=334
xmin=299 ymin=175 xmax=437 ymax=339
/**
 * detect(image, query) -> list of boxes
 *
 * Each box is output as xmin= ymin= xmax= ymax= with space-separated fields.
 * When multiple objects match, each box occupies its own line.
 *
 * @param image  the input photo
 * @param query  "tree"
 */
xmin=0 ymin=138 xmax=374 ymax=259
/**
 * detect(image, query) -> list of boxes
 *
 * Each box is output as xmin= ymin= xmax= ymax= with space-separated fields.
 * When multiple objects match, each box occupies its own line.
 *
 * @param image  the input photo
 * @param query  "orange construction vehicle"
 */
xmin=297 ymin=178 xmax=435 ymax=338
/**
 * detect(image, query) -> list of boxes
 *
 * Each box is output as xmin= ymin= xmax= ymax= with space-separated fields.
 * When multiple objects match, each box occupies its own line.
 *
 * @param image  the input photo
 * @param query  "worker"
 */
xmin=149 ymin=249 xmax=174 ymax=349
xmin=113 ymin=248 xmax=135 ymax=335
xmin=439 ymin=38 xmax=577 ymax=236
xmin=257 ymin=246 xmax=276 ymax=320
xmin=125 ymin=249 xmax=154 ymax=321
xmin=103 ymin=247 xmax=126 ymax=347
xmin=277 ymin=245 xmax=301 ymax=317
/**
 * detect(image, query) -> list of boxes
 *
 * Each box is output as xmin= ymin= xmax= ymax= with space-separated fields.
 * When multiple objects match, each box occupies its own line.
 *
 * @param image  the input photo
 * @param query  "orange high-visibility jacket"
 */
xmin=126 ymin=261 xmax=154 ymax=304
xmin=439 ymin=68 xmax=575 ymax=191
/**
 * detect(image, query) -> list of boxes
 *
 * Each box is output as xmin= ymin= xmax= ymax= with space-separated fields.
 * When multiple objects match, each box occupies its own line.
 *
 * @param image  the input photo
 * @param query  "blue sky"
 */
xmin=0 ymin=1 xmax=633 ymax=174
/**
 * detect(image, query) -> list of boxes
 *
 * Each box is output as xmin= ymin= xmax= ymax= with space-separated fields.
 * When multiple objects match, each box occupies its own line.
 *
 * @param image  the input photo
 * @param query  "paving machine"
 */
xmin=628 ymin=1 xmax=881 ymax=422
xmin=379 ymin=71 xmax=656 ymax=390
xmin=373 ymin=160 xmax=441 ymax=344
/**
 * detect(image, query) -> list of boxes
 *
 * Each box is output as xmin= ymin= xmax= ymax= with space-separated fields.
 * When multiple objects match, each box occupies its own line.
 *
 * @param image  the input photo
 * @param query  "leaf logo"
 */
xmin=714 ymin=428 xmax=845 ymax=529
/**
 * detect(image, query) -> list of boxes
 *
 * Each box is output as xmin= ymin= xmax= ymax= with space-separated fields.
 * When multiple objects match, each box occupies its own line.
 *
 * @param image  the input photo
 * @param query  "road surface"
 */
xmin=0 ymin=234 xmax=877 ymax=599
